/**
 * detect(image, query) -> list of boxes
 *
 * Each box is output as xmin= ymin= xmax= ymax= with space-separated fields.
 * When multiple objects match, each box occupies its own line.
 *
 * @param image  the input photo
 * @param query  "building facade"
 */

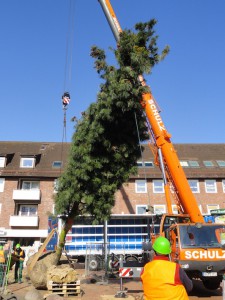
xmin=0 ymin=141 xmax=225 ymax=248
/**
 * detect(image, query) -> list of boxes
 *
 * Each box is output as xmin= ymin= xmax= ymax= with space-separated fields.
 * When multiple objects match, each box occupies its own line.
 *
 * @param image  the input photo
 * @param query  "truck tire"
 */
xmin=88 ymin=255 xmax=99 ymax=271
xmin=108 ymin=254 xmax=119 ymax=270
xmin=202 ymin=278 xmax=221 ymax=290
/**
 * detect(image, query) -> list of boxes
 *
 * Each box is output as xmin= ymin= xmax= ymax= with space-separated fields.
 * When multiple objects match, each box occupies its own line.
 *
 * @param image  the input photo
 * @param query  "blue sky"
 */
xmin=1 ymin=0 xmax=225 ymax=143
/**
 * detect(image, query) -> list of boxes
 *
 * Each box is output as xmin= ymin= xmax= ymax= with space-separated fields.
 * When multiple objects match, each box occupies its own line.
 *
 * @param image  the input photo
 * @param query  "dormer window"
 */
xmin=52 ymin=161 xmax=62 ymax=168
xmin=0 ymin=157 xmax=6 ymax=168
xmin=20 ymin=157 xmax=35 ymax=168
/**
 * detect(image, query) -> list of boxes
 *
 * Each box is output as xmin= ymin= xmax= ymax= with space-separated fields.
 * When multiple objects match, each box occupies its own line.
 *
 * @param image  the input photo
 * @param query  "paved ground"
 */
xmin=1 ymin=264 xmax=223 ymax=300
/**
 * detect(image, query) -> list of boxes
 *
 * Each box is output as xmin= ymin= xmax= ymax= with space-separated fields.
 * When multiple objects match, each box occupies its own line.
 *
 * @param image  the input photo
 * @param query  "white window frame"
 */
xmin=19 ymin=204 xmax=38 ymax=216
xmin=22 ymin=181 xmax=39 ymax=190
xmin=20 ymin=157 xmax=35 ymax=168
xmin=0 ymin=157 xmax=6 ymax=168
xmin=136 ymin=205 xmax=148 ymax=214
xmin=188 ymin=180 xmax=200 ymax=193
xmin=205 ymin=179 xmax=217 ymax=193
xmin=153 ymin=180 xmax=164 ymax=193
xmin=207 ymin=204 xmax=219 ymax=214
xmin=153 ymin=205 xmax=166 ymax=214
xmin=198 ymin=205 xmax=202 ymax=214
xmin=0 ymin=178 xmax=5 ymax=192
xmin=222 ymin=180 xmax=225 ymax=193
xmin=135 ymin=180 xmax=147 ymax=193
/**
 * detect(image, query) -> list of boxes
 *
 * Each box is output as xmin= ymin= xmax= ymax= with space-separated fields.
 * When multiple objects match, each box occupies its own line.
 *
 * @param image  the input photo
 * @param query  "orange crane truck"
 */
xmin=98 ymin=0 xmax=225 ymax=290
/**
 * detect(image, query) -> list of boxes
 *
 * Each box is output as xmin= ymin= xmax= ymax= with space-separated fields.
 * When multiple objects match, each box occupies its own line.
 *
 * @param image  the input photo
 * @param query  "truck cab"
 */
xmin=163 ymin=216 xmax=225 ymax=290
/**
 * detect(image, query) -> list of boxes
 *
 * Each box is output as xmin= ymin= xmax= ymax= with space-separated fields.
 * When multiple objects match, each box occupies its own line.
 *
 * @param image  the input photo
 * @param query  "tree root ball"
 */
xmin=27 ymin=251 xmax=59 ymax=289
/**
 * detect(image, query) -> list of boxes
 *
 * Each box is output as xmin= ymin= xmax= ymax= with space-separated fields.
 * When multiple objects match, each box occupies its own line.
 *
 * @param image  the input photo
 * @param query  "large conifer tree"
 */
xmin=54 ymin=20 xmax=169 ymax=256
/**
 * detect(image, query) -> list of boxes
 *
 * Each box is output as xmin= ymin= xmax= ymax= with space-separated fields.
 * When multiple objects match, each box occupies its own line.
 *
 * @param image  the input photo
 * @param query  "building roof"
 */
xmin=0 ymin=141 xmax=70 ymax=178
xmin=133 ymin=143 xmax=225 ymax=179
xmin=0 ymin=141 xmax=224 ymax=179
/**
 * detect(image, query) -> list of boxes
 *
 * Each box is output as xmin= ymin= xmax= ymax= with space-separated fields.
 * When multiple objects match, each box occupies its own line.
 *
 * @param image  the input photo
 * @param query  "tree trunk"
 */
xmin=28 ymin=212 xmax=76 ymax=289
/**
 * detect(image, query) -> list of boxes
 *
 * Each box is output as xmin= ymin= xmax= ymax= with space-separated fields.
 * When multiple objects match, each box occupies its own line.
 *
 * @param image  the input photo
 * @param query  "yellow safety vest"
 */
xmin=0 ymin=250 xmax=5 ymax=263
xmin=14 ymin=249 xmax=25 ymax=262
xmin=141 ymin=259 xmax=189 ymax=300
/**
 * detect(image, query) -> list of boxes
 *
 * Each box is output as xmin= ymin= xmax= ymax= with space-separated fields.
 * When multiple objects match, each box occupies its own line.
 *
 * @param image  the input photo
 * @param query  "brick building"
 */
xmin=0 ymin=141 xmax=225 ymax=247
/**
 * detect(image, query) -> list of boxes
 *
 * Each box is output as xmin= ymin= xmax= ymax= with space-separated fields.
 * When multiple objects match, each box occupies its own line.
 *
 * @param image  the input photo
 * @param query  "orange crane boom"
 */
xmin=98 ymin=0 xmax=204 ymax=223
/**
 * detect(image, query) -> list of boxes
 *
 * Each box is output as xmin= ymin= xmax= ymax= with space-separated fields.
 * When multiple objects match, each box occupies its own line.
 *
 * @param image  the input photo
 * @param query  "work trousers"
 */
xmin=0 ymin=264 xmax=4 ymax=286
xmin=14 ymin=261 xmax=23 ymax=282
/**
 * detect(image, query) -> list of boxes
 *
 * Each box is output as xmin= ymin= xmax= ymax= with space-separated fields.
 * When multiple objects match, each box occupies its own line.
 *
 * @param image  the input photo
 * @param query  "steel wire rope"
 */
xmin=60 ymin=0 xmax=76 ymax=174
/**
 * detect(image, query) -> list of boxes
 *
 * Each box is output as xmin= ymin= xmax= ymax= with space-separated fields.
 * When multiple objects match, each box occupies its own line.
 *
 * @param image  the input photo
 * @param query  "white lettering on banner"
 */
xmin=185 ymin=250 xmax=225 ymax=259
xmin=148 ymin=99 xmax=165 ymax=131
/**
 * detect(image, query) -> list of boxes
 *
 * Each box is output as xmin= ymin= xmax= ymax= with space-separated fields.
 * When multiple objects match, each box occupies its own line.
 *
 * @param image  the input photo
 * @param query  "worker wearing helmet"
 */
xmin=13 ymin=243 xmax=25 ymax=284
xmin=141 ymin=236 xmax=193 ymax=300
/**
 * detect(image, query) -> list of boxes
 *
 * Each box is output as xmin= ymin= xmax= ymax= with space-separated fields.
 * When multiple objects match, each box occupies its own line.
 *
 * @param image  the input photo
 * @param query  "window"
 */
xmin=180 ymin=160 xmax=199 ymax=168
xmin=0 ymin=157 xmax=6 ymax=168
xmin=0 ymin=178 xmax=5 ymax=192
xmin=153 ymin=180 xmax=164 ymax=193
xmin=222 ymin=180 xmax=225 ymax=193
xmin=188 ymin=180 xmax=200 ymax=193
xmin=136 ymin=205 xmax=147 ymax=214
xmin=180 ymin=161 xmax=189 ymax=167
xmin=203 ymin=161 xmax=214 ymax=167
xmin=137 ymin=161 xmax=143 ymax=167
xmin=189 ymin=161 xmax=199 ymax=168
xmin=19 ymin=205 xmax=37 ymax=216
xmin=144 ymin=161 xmax=154 ymax=167
xmin=135 ymin=180 xmax=147 ymax=193
xmin=207 ymin=204 xmax=219 ymax=214
xmin=154 ymin=205 xmax=166 ymax=214
xmin=137 ymin=161 xmax=154 ymax=167
xmin=52 ymin=161 xmax=62 ymax=168
xmin=22 ymin=181 xmax=39 ymax=190
xmin=20 ymin=157 xmax=35 ymax=168
xmin=205 ymin=179 xmax=217 ymax=193
xmin=198 ymin=205 xmax=202 ymax=213
xmin=217 ymin=160 xmax=225 ymax=167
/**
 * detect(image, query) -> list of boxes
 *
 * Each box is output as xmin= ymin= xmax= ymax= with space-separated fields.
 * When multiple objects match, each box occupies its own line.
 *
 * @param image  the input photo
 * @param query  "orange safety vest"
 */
xmin=141 ymin=259 xmax=189 ymax=300
xmin=0 ymin=250 xmax=5 ymax=263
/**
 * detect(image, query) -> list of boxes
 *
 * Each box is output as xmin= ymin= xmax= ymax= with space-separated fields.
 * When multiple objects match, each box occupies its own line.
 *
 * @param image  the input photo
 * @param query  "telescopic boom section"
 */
xmin=98 ymin=0 xmax=204 ymax=223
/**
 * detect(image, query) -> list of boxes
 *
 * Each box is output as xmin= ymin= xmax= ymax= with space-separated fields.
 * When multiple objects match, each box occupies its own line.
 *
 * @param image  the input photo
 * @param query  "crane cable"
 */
xmin=60 ymin=0 xmax=76 ymax=172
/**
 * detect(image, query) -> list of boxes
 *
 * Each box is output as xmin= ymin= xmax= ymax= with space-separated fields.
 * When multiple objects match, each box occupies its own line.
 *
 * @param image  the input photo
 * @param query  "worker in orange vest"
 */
xmin=141 ymin=236 xmax=193 ymax=300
